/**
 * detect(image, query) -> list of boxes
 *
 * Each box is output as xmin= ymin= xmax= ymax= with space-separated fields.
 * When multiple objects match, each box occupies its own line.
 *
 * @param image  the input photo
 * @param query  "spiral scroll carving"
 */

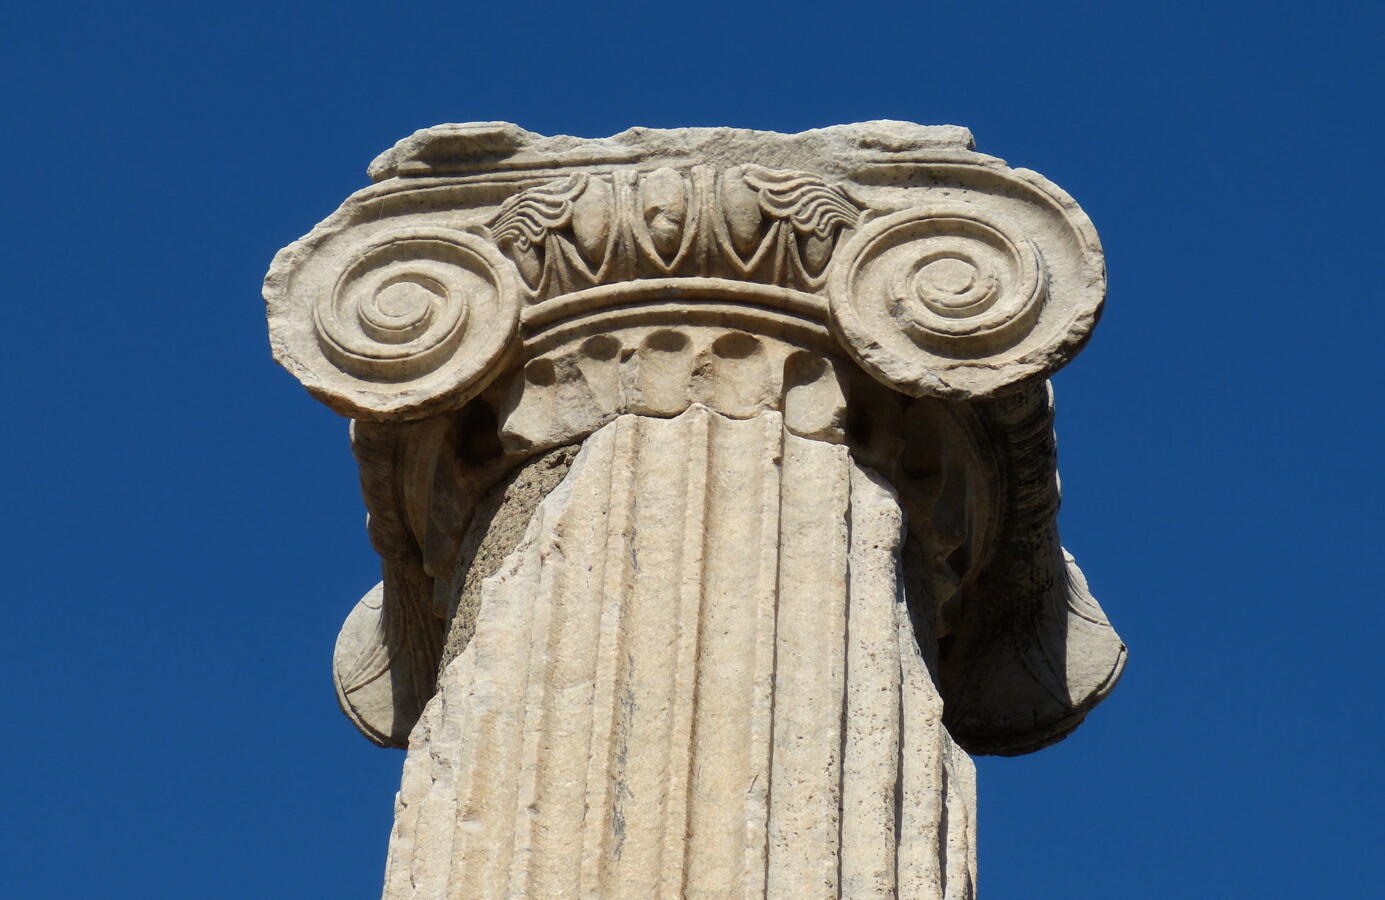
xmin=829 ymin=204 xmax=1095 ymax=399
xmin=884 ymin=209 xmax=1044 ymax=354
xmin=277 ymin=225 xmax=520 ymax=420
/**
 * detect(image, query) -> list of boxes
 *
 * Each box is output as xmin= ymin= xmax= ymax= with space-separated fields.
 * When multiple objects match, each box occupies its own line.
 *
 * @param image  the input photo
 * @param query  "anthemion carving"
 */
xmin=265 ymin=121 xmax=1125 ymax=898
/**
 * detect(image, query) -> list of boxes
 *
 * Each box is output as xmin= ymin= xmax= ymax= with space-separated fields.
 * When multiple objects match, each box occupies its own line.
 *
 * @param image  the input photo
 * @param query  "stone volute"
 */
xmin=266 ymin=121 xmax=1124 ymax=898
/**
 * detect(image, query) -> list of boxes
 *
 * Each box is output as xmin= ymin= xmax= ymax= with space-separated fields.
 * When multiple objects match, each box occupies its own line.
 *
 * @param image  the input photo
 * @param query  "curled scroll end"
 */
xmin=1058 ymin=550 xmax=1128 ymax=717
xmin=941 ymin=547 xmax=1126 ymax=756
xmin=332 ymin=583 xmax=423 ymax=749
xmin=266 ymin=224 xmax=522 ymax=421
xmin=827 ymin=201 xmax=1105 ymax=400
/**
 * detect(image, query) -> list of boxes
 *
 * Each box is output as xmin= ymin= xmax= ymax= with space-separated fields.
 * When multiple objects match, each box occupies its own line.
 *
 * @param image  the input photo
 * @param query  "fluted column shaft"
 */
xmin=384 ymin=407 xmax=975 ymax=899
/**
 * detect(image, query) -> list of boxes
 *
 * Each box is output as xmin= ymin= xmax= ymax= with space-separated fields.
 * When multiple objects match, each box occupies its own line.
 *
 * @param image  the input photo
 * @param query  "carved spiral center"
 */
xmin=906 ymin=250 xmax=1004 ymax=320
xmin=916 ymin=257 xmax=976 ymax=296
xmin=361 ymin=277 xmax=444 ymax=343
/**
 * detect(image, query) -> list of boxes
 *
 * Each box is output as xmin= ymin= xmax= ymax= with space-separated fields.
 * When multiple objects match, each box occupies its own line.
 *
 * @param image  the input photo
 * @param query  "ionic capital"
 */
xmin=265 ymin=121 xmax=1124 ymax=763
xmin=265 ymin=121 xmax=1104 ymax=421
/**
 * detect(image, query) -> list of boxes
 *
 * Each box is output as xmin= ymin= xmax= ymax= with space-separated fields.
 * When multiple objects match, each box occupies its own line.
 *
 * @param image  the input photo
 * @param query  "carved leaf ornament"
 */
xmin=487 ymin=165 xmax=866 ymax=301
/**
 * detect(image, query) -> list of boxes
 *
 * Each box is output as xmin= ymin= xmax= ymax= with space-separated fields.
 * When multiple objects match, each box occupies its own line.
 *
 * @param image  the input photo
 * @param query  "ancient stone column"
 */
xmin=265 ymin=121 xmax=1126 ymax=899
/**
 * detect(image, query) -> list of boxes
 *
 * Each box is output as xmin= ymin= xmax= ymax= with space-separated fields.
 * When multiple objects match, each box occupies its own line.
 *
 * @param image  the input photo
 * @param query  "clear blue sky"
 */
xmin=4 ymin=1 xmax=1382 ymax=896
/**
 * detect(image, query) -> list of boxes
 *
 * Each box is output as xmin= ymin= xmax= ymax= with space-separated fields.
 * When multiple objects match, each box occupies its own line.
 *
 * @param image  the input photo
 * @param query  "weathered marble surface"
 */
xmin=384 ymin=409 xmax=976 ymax=898
xmin=265 ymin=121 xmax=1125 ymax=897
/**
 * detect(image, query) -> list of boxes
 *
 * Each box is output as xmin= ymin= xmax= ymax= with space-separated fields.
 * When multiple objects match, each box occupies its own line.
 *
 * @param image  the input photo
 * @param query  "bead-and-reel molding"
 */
xmin=270 ymin=222 xmax=522 ymax=420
